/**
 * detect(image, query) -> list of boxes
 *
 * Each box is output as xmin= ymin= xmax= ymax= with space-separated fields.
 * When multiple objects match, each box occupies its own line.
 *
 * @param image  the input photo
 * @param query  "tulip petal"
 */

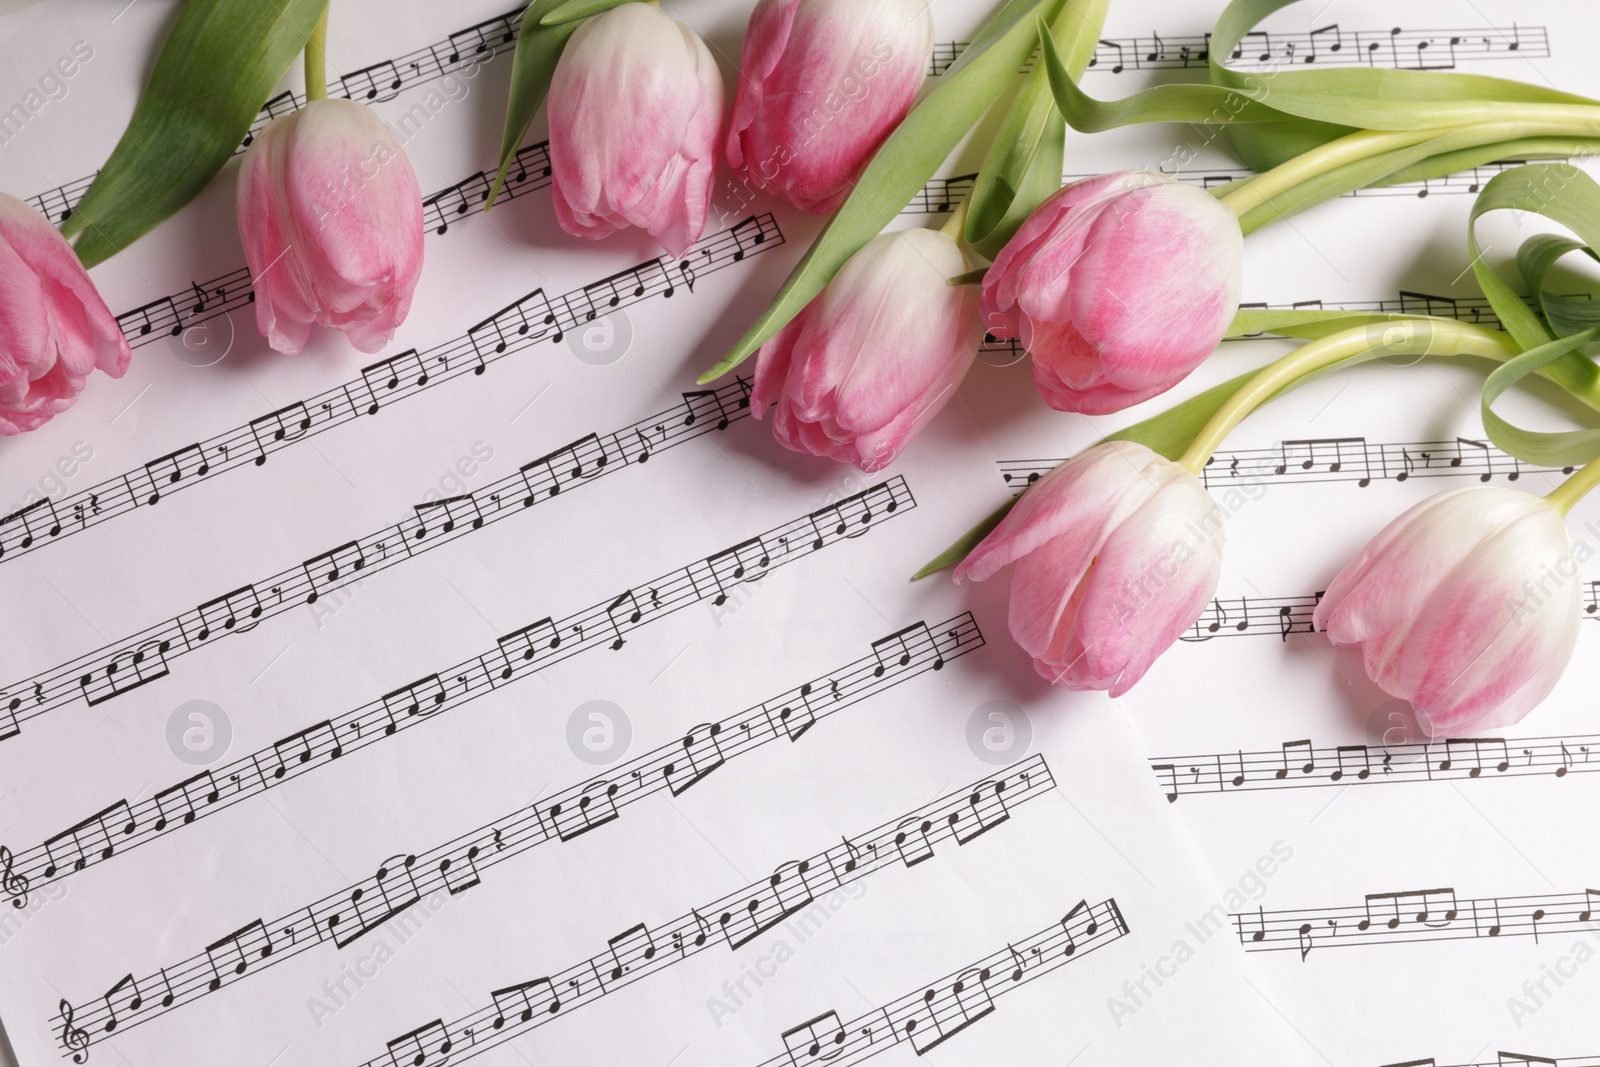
xmin=1067 ymin=182 xmax=1242 ymax=393
xmin=1066 ymin=473 xmax=1224 ymax=696
xmin=1398 ymin=505 xmax=1579 ymax=733
xmin=1316 ymin=487 xmax=1547 ymax=645
xmin=957 ymin=440 xmax=1165 ymax=582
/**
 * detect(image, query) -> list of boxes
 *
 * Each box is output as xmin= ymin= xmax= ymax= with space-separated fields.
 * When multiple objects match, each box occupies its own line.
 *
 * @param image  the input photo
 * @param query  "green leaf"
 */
xmin=1481 ymin=328 xmax=1600 ymax=466
xmin=912 ymin=497 xmax=1017 ymax=580
xmin=1375 ymin=138 xmax=1600 ymax=191
xmin=1228 ymin=129 xmax=1600 ymax=237
xmin=1038 ymin=24 xmax=1292 ymax=132
xmin=487 ymin=0 xmax=621 ymax=209
xmin=63 ymin=0 xmax=328 ymax=269
xmin=1466 ymin=164 xmax=1600 ymax=351
xmin=538 ymin=0 xmax=631 ymax=25
xmin=1467 ymin=167 xmax=1600 ymax=465
xmin=1209 ymin=0 xmax=1599 ymax=128
xmin=697 ymin=0 xmax=1070 ymax=384
xmin=1223 ymin=119 xmax=1355 ymax=172
xmin=962 ymin=0 xmax=1107 ymax=260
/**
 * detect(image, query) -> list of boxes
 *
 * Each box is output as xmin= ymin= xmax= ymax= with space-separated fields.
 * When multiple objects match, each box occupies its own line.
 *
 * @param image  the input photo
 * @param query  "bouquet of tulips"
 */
xmin=7 ymin=0 xmax=1600 ymax=736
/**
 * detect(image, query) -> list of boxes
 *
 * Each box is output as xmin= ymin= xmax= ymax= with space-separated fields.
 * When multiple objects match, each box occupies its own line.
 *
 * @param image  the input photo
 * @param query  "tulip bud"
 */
xmin=751 ymin=228 xmax=981 ymax=472
xmin=981 ymin=171 xmax=1243 ymax=415
xmin=726 ymin=0 xmax=934 ymax=214
xmin=236 ymin=98 xmax=424 ymax=355
xmin=0 ymin=192 xmax=130 ymax=435
xmin=1314 ymin=487 xmax=1581 ymax=734
xmin=548 ymin=3 xmax=724 ymax=256
xmin=956 ymin=441 xmax=1224 ymax=694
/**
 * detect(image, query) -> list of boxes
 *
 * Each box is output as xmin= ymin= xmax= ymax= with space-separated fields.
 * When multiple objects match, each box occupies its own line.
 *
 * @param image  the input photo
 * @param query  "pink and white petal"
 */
xmin=957 ymin=440 xmax=1166 ymax=582
xmin=1398 ymin=508 xmax=1579 ymax=733
xmin=1067 ymin=182 xmax=1241 ymax=393
xmin=1316 ymin=487 xmax=1545 ymax=645
xmin=1065 ymin=474 xmax=1223 ymax=696
xmin=725 ymin=0 xmax=801 ymax=172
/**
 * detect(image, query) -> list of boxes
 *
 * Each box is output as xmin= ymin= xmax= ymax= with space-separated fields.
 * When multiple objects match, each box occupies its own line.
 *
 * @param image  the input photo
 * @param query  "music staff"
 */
xmin=1000 ymin=432 xmax=1570 ymax=497
xmin=326 ymin=755 xmax=1044 ymax=1067
xmin=928 ymin=22 xmax=1548 ymax=77
xmin=1237 ymin=888 xmax=1600 ymax=961
xmin=25 ymin=7 xmax=525 ymax=223
xmin=0 ymin=480 xmax=916 ymax=904
xmin=907 ymin=159 xmax=1539 ymax=218
xmin=1155 ymin=733 xmax=1597 ymax=800
xmin=1378 ymin=1052 xmax=1600 ymax=1067
xmin=0 ymin=215 xmax=782 ymax=572
xmin=739 ymin=898 xmax=1126 ymax=1067
xmin=0 ymin=378 xmax=753 ymax=742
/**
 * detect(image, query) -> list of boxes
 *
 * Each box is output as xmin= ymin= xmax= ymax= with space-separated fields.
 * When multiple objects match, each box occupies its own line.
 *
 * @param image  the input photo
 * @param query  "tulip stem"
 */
xmin=1177 ymin=319 xmax=1523 ymax=474
xmin=304 ymin=5 xmax=329 ymax=102
xmin=939 ymin=194 xmax=972 ymax=240
xmin=1546 ymin=455 xmax=1600 ymax=515
xmin=1218 ymin=115 xmax=1600 ymax=227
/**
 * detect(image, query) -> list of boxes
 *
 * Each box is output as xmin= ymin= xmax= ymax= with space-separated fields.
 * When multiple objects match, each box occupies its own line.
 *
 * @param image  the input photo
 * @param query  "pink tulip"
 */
xmin=981 ymin=171 xmax=1243 ymax=415
xmin=1314 ymin=487 xmax=1580 ymax=735
xmin=752 ymin=228 xmax=980 ymax=471
xmin=956 ymin=441 xmax=1224 ymax=694
xmin=236 ymin=98 xmax=423 ymax=355
xmin=726 ymin=0 xmax=934 ymax=214
xmin=236 ymin=97 xmax=422 ymax=355
xmin=548 ymin=3 xmax=724 ymax=256
xmin=0 ymin=192 xmax=130 ymax=435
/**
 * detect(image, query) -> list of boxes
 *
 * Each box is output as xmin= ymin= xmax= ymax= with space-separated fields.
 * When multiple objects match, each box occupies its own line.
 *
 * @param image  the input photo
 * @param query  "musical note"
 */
xmin=152 ymin=772 xmax=219 ymax=831
xmin=662 ymin=723 xmax=726 ymax=795
xmin=78 ymin=639 xmax=174 ymax=705
xmin=327 ymin=855 xmax=422 ymax=948
xmin=194 ymin=585 xmax=263 ymax=641
xmin=383 ymin=1019 xmax=453 ymax=1067
xmin=266 ymin=720 xmax=342 ymax=780
xmin=338 ymin=59 xmax=404 ymax=101
xmin=247 ymin=402 xmax=314 ymax=463
xmin=0 ymin=498 xmax=62 ymax=554
xmin=138 ymin=443 xmax=209 ymax=504
xmin=300 ymin=540 xmax=367 ymax=604
xmin=203 ymin=919 xmax=274 ymax=990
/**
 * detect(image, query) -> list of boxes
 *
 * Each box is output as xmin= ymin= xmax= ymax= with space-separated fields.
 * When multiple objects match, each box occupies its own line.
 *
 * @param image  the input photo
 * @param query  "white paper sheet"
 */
xmin=0 ymin=1 xmax=1328 ymax=1064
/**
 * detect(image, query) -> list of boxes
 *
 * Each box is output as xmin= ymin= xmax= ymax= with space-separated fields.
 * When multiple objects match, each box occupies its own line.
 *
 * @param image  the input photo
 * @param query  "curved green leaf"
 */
xmin=698 ymin=0 xmax=1070 ymax=384
xmin=64 ymin=0 xmax=327 ymax=269
xmin=1038 ymin=25 xmax=1292 ymax=131
xmin=1516 ymin=233 xmax=1600 ymax=337
xmin=1481 ymin=328 xmax=1600 ymax=466
xmin=963 ymin=0 xmax=1107 ymax=260
xmin=1209 ymin=0 xmax=1599 ymax=128
xmin=1375 ymin=137 xmax=1600 ymax=189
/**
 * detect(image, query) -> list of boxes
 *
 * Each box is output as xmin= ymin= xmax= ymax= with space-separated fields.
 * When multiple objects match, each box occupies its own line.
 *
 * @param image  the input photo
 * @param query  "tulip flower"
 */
xmin=981 ymin=171 xmax=1243 ymax=415
xmin=1314 ymin=487 xmax=1581 ymax=735
xmin=0 ymin=192 xmax=130 ymax=435
xmin=236 ymin=98 xmax=424 ymax=355
xmin=751 ymin=227 xmax=980 ymax=472
xmin=955 ymin=440 xmax=1224 ymax=693
xmin=547 ymin=3 xmax=724 ymax=257
xmin=726 ymin=0 xmax=934 ymax=215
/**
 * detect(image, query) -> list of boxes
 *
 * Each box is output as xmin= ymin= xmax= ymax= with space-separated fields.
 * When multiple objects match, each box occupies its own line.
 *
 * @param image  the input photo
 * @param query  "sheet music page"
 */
xmin=0 ymin=1 xmax=1321 ymax=1065
xmin=953 ymin=1 xmax=1600 ymax=1064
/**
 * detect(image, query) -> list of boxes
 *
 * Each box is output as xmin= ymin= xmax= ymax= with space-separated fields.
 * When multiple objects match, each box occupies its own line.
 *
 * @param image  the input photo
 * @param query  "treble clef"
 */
xmin=1 ymin=845 xmax=27 ymax=909
xmin=59 ymin=999 xmax=90 ymax=1062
